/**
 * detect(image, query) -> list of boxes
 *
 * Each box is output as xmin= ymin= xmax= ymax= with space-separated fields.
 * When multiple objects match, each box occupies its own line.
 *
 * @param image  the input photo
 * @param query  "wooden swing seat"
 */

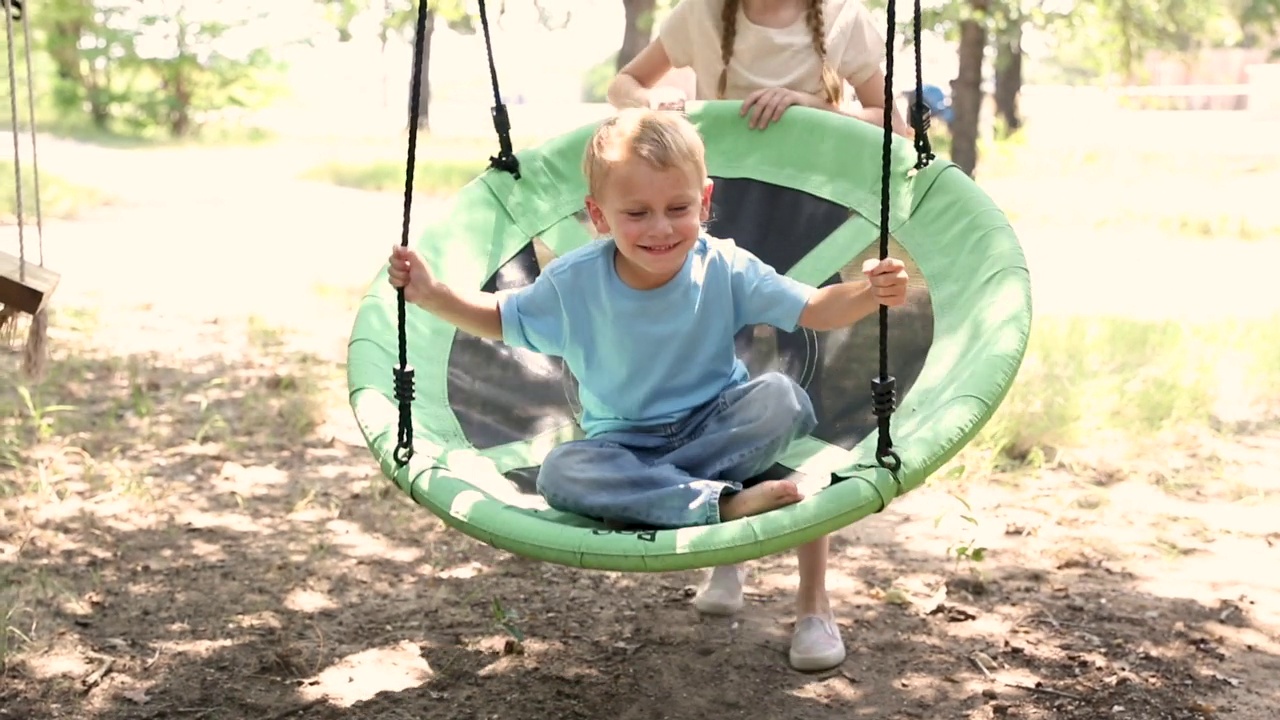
xmin=0 ymin=248 xmax=59 ymax=315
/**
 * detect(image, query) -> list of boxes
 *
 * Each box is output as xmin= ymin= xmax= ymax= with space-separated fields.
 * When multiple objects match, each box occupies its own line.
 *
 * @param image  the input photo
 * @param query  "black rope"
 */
xmin=476 ymin=0 xmax=520 ymax=178
xmin=3 ymin=0 xmax=25 ymax=282
xmin=392 ymin=0 xmax=522 ymax=468
xmin=392 ymin=0 xmax=434 ymax=469
xmin=910 ymin=0 xmax=935 ymax=169
xmin=872 ymin=0 xmax=902 ymax=473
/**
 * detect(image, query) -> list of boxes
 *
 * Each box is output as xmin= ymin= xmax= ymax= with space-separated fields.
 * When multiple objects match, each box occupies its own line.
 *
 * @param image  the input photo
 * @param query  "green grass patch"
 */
xmin=0 ymin=307 xmax=329 ymax=494
xmin=975 ymin=314 xmax=1280 ymax=466
xmin=1101 ymin=211 xmax=1280 ymax=242
xmin=0 ymin=160 xmax=113 ymax=223
xmin=301 ymin=158 xmax=488 ymax=195
xmin=3 ymin=111 xmax=278 ymax=150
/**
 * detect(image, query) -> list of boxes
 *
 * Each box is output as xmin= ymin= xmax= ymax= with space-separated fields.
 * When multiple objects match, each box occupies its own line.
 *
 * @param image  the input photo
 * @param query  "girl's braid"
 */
xmin=805 ymin=0 xmax=844 ymax=106
xmin=717 ymin=0 xmax=740 ymax=98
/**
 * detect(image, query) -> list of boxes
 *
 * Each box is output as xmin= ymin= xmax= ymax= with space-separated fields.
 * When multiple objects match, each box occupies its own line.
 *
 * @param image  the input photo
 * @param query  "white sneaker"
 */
xmin=692 ymin=564 xmax=746 ymax=615
xmin=789 ymin=613 xmax=847 ymax=671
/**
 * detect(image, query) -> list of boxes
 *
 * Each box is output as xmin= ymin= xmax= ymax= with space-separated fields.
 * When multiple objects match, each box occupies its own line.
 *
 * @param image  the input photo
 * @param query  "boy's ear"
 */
xmin=699 ymin=178 xmax=715 ymax=222
xmin=584 ymin=195 xmax=611 ymax=235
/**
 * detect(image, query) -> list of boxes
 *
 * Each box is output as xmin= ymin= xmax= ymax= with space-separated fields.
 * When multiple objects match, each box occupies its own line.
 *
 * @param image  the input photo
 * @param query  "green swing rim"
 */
xmin=345 ymin=101 xmax=1032 ymax=572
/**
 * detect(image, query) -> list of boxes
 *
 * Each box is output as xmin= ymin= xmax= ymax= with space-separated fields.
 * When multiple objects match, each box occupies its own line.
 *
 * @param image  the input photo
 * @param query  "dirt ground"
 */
xmin=3 ymin=111 xmax=1280 ymax=720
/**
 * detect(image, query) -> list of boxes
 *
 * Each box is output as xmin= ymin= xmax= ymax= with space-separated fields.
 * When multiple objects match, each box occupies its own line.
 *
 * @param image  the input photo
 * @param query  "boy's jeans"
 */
xmin=537 ymin=372 xmax=817 ymax=528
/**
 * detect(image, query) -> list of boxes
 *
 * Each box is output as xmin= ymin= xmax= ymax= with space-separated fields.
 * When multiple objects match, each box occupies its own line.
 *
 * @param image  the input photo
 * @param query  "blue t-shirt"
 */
xmin=497 ymin=235 xmax=816 ymax=437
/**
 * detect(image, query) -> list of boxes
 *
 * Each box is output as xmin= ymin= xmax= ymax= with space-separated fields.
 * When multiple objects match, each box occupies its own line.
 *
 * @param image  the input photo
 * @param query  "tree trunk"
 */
xmin=169 ymin=14 xmax=193 ymax=137
xmin=616 ymin=0 xmax=657 ymax=71
xmin=409 ymin=8 xmax=434 ymax=131
xmin=994 ymin=22 xmax=1022 ymax=138
xmin=950 ymin=0 xmax=988 ymax=177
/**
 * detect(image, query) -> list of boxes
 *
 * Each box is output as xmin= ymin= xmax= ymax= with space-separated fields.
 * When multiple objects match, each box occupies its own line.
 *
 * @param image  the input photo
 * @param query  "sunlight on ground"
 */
xmin=299 ymin=640 xmax=432 ymax=707
xmin=212 ymin=462 xmax=292 ymax=498
xmin=323 ymin=519 xmax=423 ymax=564
xmin=790 ymin=674 xmax=860 ymax=703
xmin=21 ymin=647 xmax=95 ymax=681
xmin=283 ymin=587 xmax=340 ymax=614
xmin=173 ymin=508 xmax=274 ymax=535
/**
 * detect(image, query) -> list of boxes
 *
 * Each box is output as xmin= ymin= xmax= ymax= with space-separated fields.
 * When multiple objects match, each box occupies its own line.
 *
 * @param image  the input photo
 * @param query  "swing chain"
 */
xmin=477 ymin=0 xmax=520 ymax=179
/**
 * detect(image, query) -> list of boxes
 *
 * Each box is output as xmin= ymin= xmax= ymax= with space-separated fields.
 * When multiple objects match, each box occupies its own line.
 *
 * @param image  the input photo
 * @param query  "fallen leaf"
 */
xmin=884 ymin=587 xmax=911 ymax=605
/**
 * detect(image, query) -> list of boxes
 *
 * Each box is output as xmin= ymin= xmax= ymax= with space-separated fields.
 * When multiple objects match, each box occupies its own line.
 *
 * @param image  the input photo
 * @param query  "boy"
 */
xmin=388 ymin=108 xmax=907 ymax=529
xmin=389 ymin=108 xmax=909 ymax=672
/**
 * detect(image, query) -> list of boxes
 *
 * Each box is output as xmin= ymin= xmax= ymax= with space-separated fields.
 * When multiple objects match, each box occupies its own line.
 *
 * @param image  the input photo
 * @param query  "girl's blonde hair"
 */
xmin=716 ymin=0 xmax=843 ymax=107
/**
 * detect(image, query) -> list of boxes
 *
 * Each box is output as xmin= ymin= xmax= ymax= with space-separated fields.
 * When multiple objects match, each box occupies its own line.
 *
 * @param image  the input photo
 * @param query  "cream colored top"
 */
xmin=658 ymin=0 xmax=885 ymax=101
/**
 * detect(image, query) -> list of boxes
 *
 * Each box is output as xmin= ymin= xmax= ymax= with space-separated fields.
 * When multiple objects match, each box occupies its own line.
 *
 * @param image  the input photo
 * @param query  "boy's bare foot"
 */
xmin=719 ymin=480 xmax=803 ymax=521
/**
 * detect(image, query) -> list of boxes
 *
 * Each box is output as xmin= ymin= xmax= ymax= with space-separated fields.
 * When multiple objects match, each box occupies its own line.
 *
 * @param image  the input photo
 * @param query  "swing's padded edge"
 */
xmin=0 ymin=249 xmax=60 ymax=316
xmin=345 ymin=101 xmax=1033 ymax=572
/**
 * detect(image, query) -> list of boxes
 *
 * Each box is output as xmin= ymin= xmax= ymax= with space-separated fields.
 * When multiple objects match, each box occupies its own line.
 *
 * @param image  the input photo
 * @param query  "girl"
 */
xmin=606 ymin=0 xmax=910 ymax=136
xmin=605 ymin=0 xmax=910 ymax=673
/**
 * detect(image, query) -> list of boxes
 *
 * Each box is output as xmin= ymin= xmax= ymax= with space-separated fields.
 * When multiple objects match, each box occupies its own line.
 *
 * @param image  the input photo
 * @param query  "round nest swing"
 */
xmin=345 ymin=0 xmax=1032 ymax=573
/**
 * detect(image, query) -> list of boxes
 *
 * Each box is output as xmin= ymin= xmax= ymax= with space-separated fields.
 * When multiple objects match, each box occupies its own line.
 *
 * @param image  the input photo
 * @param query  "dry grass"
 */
xmin=0 ymin=160 xmax=115 ymax=225
xmin=0 ymin=307 xmax=351 ymax=669
xmin=970 ymin=315 xmax=1280 ymax=472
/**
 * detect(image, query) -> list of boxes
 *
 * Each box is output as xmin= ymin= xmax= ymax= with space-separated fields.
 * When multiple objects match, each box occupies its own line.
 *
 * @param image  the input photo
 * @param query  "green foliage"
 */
xmin=1047 ymin=0 xmax=1280 ymax=81
xmin=29 ymin=0 xmax=289 ymax=140
xmin=320 ymin=0 xmax=367 ymax=42
xmin=868 ymin=0 xmax=1279 ymax=86
xmin=582 ymin=53 xmax=618 ymax=103
xmin=934 ymin=484 xmax=989 ymax=574
xmin=0 ymin=160 xmax=113 ymax=223
xmin=300 ymin=158 xmax=487 ymax=195
xmin=976 ymin=315 xmax=1280 ymax=468
xmin=316 ymin=0 xmax=489 ymax=44
xmin=1228 ymin=0 xmax=1280 ymax=46
xmin=490 ymin=598 xmax=525 ymax=644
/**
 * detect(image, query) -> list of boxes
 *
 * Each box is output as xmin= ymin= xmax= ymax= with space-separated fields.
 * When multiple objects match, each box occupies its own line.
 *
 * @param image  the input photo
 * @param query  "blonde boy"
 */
xmin=388 ymin=108 xmax=908 ymax=669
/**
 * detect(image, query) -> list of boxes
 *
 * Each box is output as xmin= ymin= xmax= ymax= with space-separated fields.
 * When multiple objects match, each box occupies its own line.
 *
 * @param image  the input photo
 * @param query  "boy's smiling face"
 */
xmin=585 ymin=155 xmax=713 ymax=291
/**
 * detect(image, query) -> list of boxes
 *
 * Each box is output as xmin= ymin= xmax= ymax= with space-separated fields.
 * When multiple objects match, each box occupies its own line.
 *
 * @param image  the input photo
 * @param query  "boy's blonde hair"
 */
xmin=583 ymin=108 xmax=708 ymax=199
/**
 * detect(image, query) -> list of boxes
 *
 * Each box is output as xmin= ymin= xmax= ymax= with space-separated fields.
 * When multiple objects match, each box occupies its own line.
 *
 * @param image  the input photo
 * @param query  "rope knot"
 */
xmin=870 ymin=375 xmax=897 ymax=420
xmin=489 ymin=152 xmax=521 ymax=178
xmin=393 ymin=363 xmax=416 ymax=467
xmin=488 ymin=103 xmax=521 ymax=178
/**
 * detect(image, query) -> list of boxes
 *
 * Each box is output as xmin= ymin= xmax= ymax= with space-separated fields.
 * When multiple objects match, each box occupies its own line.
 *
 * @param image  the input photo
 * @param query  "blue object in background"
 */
xmin=905 ymin=84 xmax=953 ymax=126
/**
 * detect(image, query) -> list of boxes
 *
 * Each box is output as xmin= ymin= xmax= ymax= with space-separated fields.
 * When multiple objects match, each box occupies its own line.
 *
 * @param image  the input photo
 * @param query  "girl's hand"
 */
xmin=647 ymin=86 xmax=687 ymax=112
xmin=739 ymin=88 xmax=824 ymax=129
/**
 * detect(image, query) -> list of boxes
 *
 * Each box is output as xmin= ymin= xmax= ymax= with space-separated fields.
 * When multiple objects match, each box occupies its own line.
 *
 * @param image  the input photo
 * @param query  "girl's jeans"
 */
xmin=537 ymin=372 xmax=817 ymax=528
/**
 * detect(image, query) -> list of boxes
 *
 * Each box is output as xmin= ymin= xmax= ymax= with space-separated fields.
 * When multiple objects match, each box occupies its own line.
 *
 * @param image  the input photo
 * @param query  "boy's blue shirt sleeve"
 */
xmin=728 ymin=244 xmax=818 ymax=332
xmin=497 ymin=272 xmax=568 ymax=357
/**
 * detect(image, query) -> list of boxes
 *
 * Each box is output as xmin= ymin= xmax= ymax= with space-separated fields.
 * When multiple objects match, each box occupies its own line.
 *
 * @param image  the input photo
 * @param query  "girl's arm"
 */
xmin=847 ymin=68 xmax=913 ymax=138
xmin=607 ymin=41 xmax=677 ymax=109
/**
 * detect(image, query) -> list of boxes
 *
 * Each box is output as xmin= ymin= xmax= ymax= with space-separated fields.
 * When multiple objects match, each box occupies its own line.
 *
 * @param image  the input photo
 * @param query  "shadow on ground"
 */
xmin=1 ymin=319 xmax=1276 ymax=720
